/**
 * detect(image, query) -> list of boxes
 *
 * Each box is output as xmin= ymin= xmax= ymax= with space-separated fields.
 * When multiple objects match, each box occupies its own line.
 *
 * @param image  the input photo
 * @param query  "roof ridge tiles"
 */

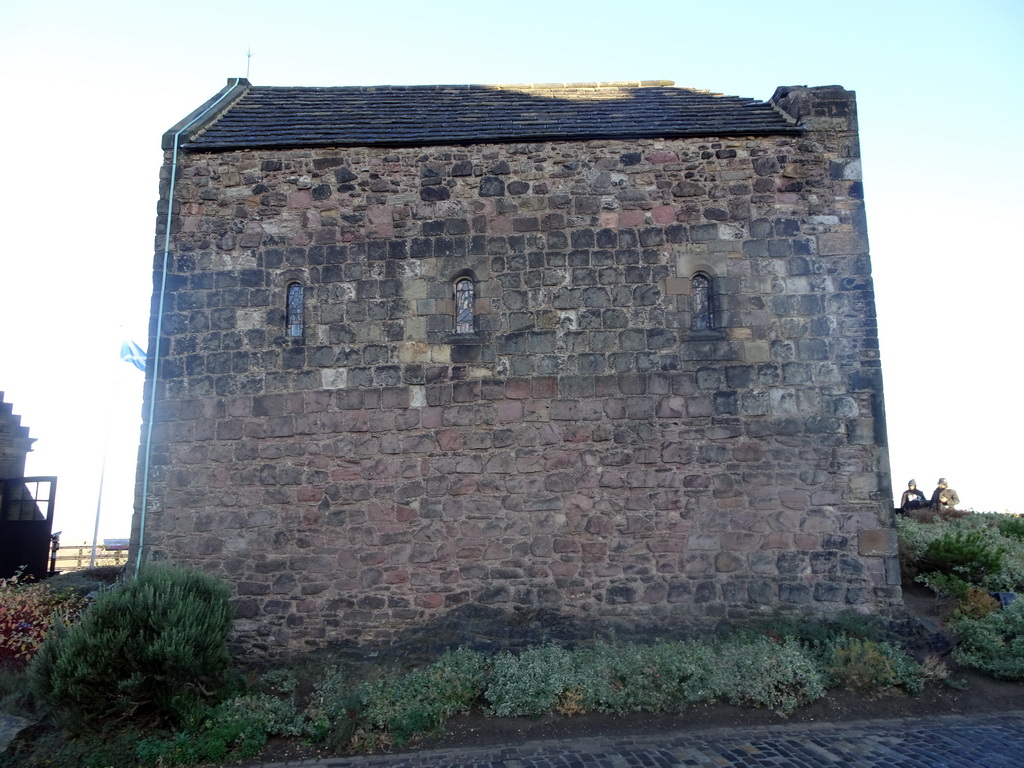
xmin=249 ymin=80 xmax=682 ymax=92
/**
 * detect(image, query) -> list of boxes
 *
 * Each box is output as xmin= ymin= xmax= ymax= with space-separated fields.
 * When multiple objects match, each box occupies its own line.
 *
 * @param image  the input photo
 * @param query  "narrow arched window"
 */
xmin=691 ymin=273 xmax=713 ymax=331
xmin=286 ymin=282 xmax=304 ymax=337
xmin=454 ymin=277 xmax=474 ymax=334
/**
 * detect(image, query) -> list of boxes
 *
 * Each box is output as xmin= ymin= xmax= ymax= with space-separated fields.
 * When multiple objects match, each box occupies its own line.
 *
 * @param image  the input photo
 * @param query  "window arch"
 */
xmin=454 ymin=277 xmax=475 ymax=334
xmin=691 ymin=272 xmax=714 ymax=331
xmin=286 ymin=282 xmax=304 ymax=337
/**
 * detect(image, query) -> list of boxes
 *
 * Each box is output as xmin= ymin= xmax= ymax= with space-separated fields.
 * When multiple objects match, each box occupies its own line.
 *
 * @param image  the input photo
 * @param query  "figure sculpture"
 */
xmin=930 ymin=478 xmax=960 ymax=511
xmin=900 ymin=480 xmax=926 ymax=512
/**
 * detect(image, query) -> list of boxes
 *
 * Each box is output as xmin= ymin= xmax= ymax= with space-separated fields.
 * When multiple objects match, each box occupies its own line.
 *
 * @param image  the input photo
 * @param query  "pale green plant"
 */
xmin=951 ymin=598 xmax=1024 ymax=680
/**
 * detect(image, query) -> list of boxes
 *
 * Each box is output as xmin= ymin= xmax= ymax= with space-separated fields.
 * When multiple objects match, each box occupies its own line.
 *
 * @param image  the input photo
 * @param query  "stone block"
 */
xmin=858 ymin=528 xmax=897 ymax=557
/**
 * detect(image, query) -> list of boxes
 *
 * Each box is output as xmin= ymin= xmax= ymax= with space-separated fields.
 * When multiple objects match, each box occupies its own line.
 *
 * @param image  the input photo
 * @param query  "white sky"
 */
xmin=1 ymin=0 xmax=1021 ymax=545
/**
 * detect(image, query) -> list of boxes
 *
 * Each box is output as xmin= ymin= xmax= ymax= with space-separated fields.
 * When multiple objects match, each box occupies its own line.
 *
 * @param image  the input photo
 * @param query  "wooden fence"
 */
xmin=52 ymin=542 xmax=128 ymax=573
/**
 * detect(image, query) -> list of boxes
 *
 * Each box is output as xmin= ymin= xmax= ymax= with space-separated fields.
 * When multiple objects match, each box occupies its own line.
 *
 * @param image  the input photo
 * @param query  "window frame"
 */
xmin=286 ymin=281 xmax=305 ymax=338
xmin=691 ymin=272 xmax=714 ymax=331
xmin=454 ymin=276 xmax=475 ymax=335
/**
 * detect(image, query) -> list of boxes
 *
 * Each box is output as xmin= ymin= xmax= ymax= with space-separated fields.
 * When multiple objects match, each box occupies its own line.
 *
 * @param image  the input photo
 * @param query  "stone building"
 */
xmin=133 ymin=79 xmax=900 ymax=656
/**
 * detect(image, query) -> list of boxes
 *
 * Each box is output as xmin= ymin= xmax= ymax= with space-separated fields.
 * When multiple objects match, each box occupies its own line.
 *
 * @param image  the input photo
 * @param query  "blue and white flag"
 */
xmin=120 ymin=340 xmax=147 ymax=371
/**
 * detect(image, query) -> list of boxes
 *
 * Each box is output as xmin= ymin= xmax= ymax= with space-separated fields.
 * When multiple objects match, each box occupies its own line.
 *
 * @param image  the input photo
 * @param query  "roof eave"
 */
xmin=182 ymin=125 xmax=805 ymax=154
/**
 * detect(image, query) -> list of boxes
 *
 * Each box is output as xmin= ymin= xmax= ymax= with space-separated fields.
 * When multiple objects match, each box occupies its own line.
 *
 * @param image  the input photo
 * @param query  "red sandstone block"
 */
xmin=288 ymin=190 xmax=313 ymax=208
xmin=550 ymin=400 xmax=580 ymax=420
xmin=543 ymin=451 xmax=576 ymax=471
xmin=515 ymin=454 xmax=545 ymax=473
xmin=560 ymin=426 xmax=592 ymax=443
xmin=453 ymin=381 xmax=481 ymax=402
xmin=858 ymin=528 xmax=896 ymax=556
xmin=524 ymin=401 xmax=550 ymax=421
xmin=646 ymin=150 xmax=680 ymax=164
xmin=538 ymin=424 xmax=562 ymax=444
xmin=396 ymin=505 xmax=418 ymax=522
xmin=643 ymin=584 xmax=668 ymax=604
xmin=777 ymin=490 xmax=810 ymax=511
xmin=532 ymin=377 xmax=558 ymax=398
xmin=341 ymin=410 xmax=370 ymax=432
xmin=550 ymin=561 xmax=578 ymax=577
xmin=484 ymin=544 xmax=510 ymax=560
xmin=604 ymin=399 xmax=627 ymax=419
xmin=731 ymin=442 xmax=764 ymax=462
xmin=437 ymin=428 xmax=463 ymax=451
xmin=448 ymin=477 xmax=478 ymax=495
xmin=421 ymin=407 xmax=444 ymax=428
xmin=381 ymin=387 xmax=410 ymax=409
xmin=794 ymin=534 xmax=820 ymax=549
xmin=619 ymin=210 xmax=645 ymax=227
xmin=652 ymin=205 xmax=677 ymax=225
xmin=598 ymin=471 xmax=625 ymax=488
xmin=496 ymin=400 xmax=524 ymax=422
xmin=297 ymin=487 xmax=324 ymax=503
xmin=415 ymin=593 xmax=445 ymax=609
xmin=720 ymin=532 xmax=761 ymax=550
xmin=810 ymin=490 xmax=843 ymax=505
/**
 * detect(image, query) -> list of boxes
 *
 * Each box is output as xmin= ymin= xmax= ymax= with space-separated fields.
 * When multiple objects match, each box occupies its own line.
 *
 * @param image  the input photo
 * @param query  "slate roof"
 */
xmin=173 ymin=79 xmax=801 ymax=152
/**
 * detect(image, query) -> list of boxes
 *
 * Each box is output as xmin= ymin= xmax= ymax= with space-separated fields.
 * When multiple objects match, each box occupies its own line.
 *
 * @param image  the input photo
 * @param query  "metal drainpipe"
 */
xmin=135 ymin=79 xmax=242 ymax=574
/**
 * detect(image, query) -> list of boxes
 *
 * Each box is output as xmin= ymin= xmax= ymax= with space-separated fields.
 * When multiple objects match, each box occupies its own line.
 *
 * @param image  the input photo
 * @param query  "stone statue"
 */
xmin=930 ymin=478 xmax=960 ymax=511
xmin=900 ymin=480 xmax=926 ymax=511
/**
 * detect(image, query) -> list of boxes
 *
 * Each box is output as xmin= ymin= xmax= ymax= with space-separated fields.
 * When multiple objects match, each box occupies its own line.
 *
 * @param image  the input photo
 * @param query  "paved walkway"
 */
xmin=253 ymin=711 xmax=1024 ymax=767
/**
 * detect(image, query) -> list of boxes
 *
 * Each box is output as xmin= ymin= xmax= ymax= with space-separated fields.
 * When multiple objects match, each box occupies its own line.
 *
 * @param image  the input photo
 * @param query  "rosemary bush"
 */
xmin=29 ymin=564 xmax=233 ymax=729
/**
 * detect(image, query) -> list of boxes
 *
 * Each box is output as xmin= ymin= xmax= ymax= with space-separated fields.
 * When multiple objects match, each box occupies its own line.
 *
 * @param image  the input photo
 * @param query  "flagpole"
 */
xmin=89 ymin=446 xmax=108 ymax=567
xmin=91 ymin=340 xmax=147 ymax=568
xmin=90 ymin=344 xmax=120 ymax=568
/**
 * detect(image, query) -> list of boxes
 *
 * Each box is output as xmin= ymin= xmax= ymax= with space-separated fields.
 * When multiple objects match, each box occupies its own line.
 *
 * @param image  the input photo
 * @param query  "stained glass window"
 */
xmin=692 ymin=273 xmax=713 ymax=331
xmin=287 ymin=282 xmax=304 ymax=337
xmin=455 ymin=278 xmax=474 ymax=334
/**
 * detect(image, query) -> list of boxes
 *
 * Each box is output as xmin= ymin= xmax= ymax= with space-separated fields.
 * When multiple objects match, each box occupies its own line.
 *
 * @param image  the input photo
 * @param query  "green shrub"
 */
xmin=951 ymin=599 xmax=1024 ymax=680
xmin=29 ymin=564 xmax=233 ymax=729
xmin=998 ymin=516 xmax=1024 ymax=542
xmin=898 ymin=514 xmax=1024 ymax=593
xmin=484 ymin=638 xmax=827 ymax=718
xmin=953 ymin=587 xmax=1000 ymax=621
xmin=136 ymin=692 xmax=305 ymax=766
xmin=825 ymin=637 xmax=927 ymax=695
xmin=715 ymin=637 xmax=827 ymax=714
xmin=486 ymin=644 xmax=576 ymax=717
xmin=303 ymin=665 xmax=357 ymax=746
xmin=355 ymin=648 xmax=488 ymax=745
xmin=569 ymin=642 xmax=694 ymax=714
xmin=920 ymin=530 xmax=1005 ymax=585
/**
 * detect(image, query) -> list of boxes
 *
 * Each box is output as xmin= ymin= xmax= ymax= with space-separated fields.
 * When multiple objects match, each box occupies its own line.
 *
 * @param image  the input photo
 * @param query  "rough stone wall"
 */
xmin=136 ymin=86 xmax=900 ymax=657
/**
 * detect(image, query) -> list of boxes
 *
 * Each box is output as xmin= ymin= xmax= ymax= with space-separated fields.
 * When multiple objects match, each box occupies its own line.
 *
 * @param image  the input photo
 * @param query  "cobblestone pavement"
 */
xmin=254 ymin=711 xmax=1024 ymax=767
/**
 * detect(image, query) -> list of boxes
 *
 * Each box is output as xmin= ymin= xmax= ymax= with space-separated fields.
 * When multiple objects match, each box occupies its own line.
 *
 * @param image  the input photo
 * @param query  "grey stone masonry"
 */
xmin=134 ymin=83 xmax=899 ymax=658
